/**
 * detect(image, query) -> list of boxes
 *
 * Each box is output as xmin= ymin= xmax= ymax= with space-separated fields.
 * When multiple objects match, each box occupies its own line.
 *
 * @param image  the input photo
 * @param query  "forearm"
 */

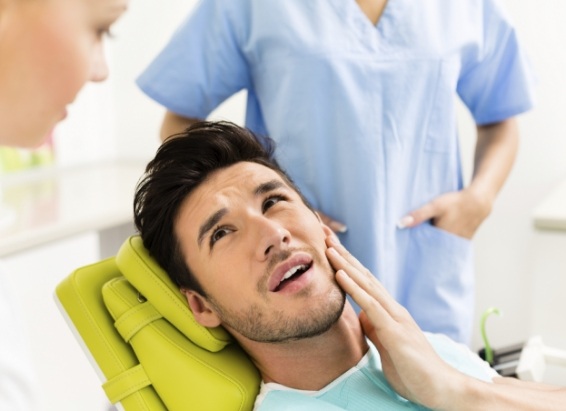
xmin=160 ymin=111 xmax=202 ymax=142
xmin=469 ymin=118 xmax=519 ymax=205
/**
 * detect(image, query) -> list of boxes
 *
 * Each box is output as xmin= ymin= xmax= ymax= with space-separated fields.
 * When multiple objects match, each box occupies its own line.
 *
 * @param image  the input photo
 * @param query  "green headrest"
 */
xmin=115 ymin=235 xmax=232 ymax=352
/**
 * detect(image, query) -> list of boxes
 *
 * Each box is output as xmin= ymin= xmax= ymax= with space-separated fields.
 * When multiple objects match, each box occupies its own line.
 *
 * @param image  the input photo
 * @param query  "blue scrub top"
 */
xmin=137 ymin=0 xmax=536 ymax=343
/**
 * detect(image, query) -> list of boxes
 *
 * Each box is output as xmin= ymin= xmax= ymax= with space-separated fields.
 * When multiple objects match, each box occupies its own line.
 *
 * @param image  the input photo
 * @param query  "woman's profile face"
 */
xmin=0 ymin=0 xmax=128 ymax=148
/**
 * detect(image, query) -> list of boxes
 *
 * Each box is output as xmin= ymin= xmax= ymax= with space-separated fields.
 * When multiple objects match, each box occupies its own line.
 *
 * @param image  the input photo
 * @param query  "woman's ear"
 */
xmin=181 ymin=289 xmax=222 ymax=328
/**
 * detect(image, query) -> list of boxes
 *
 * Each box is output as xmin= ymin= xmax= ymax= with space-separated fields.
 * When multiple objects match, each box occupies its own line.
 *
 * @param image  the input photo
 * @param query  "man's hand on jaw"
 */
xmin=324 ymin=234 xmax=471 ymax=411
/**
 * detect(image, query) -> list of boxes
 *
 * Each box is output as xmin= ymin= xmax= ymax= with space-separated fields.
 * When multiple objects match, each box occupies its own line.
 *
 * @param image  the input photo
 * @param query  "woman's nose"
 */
xmin=254 ymin=217 xmax=291 ymax=261
xmin=90 ymin=43 xmax=109 ymax=83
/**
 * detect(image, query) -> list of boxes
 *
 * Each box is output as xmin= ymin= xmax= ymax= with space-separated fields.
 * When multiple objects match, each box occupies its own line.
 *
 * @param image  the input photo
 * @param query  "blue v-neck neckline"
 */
xmin=329 ymin=0 xmax=407 ymax=54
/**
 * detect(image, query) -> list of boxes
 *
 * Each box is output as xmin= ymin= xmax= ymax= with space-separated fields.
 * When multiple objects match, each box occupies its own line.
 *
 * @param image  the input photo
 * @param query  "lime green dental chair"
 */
xmin=55 ymin=235 xmax=260 ymax=411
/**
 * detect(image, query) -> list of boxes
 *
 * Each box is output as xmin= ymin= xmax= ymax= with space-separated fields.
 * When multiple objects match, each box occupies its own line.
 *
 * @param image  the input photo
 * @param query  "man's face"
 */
xmin=176 ymin=162 xmax=345 ymax=343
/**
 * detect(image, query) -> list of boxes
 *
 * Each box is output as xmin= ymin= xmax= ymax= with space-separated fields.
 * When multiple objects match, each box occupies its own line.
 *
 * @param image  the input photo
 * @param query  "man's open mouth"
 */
xmin=273 ymin=261 xmax=312 ymax=292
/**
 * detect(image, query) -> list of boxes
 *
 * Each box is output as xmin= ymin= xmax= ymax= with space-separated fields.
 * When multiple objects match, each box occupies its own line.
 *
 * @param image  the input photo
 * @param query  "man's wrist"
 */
xmin=436 ymin=373 xmax=492 ymax=411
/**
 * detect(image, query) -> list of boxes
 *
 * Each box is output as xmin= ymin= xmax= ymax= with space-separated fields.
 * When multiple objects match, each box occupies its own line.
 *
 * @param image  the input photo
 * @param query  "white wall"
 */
xmin=109 ymin=0 xmax=245 ymax=163
xmin=464 ymin=0 xmax=566 ymax=351
xmin=107 ymin=0 xmax=189 ymax=162
xmin=4 ymin=1 xmax=566 ymax=410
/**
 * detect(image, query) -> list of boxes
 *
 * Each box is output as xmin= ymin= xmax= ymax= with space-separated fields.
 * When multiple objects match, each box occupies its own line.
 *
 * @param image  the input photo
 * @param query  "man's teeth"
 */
xmin=281 ymin=264 xmax=307 ymax=282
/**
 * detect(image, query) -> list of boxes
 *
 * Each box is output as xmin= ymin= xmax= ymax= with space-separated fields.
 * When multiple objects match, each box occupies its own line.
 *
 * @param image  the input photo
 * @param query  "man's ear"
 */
xmin=181 ymin=289 xmax=222 ymax=328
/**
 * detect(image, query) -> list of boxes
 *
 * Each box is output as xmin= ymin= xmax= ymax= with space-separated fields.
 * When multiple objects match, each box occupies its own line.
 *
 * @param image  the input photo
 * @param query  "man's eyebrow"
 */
xmin=196 ymin=180 xmax=286 ymax=248
xmin=254 ymin=180 xmax=285 ymax=196
xmin=197 ymin=208 xmax=228 ymax=248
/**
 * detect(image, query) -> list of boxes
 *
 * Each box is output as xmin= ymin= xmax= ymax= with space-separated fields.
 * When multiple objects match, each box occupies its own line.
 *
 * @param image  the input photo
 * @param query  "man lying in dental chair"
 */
xmin=133 ymin=121 xmax=566 ymax=410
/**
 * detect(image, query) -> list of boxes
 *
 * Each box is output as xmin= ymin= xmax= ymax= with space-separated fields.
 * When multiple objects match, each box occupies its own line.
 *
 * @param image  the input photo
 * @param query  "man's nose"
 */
xmin=254 ymin=217 xmax=291 ymax=261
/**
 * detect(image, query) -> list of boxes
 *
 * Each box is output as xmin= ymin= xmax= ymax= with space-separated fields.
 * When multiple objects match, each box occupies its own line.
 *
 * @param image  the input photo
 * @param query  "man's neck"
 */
xmin=238 ymin=305 xmax=368 ymax=391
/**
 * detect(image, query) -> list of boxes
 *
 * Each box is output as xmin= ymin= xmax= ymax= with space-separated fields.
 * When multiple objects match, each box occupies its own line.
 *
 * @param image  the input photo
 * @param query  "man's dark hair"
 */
xmin=134 ymin=120 xmax=310 ymax=295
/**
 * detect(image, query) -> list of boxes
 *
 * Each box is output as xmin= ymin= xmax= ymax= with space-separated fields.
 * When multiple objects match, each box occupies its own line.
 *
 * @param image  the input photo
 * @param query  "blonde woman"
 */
xmin=0 ymin=0 xmax=128 ymax=408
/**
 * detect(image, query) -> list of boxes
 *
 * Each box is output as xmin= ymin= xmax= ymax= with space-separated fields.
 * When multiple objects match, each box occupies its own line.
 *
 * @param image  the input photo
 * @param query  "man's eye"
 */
xmin=262 ymin=195 xmax=286 ymax=212
xmin=210 ymin=226 xmax=231 ymax=247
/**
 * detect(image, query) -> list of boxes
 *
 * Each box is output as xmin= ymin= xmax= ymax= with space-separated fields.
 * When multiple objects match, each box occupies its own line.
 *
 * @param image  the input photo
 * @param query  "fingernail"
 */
xmin=396 ymin=215 xmax=414 ymax=229
xmin=328 ymin=234 xmax=341 ymax=247
xmin=328 ymin=247 xmax=339 ymax=257
xmin=335 ymin=269 xmax=346 ymax=278
xmin=331 ymin=222 xmax=348 ymax=233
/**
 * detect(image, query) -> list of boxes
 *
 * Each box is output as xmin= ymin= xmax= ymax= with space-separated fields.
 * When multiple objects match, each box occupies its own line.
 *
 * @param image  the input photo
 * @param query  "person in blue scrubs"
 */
xmin=136 ymin=0 xmax=536 ymax=344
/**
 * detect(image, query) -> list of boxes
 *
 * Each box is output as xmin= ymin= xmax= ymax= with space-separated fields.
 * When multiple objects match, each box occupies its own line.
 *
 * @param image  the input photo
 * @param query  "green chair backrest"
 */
xmin=55 ymin=235 xmax=260 ymax=411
